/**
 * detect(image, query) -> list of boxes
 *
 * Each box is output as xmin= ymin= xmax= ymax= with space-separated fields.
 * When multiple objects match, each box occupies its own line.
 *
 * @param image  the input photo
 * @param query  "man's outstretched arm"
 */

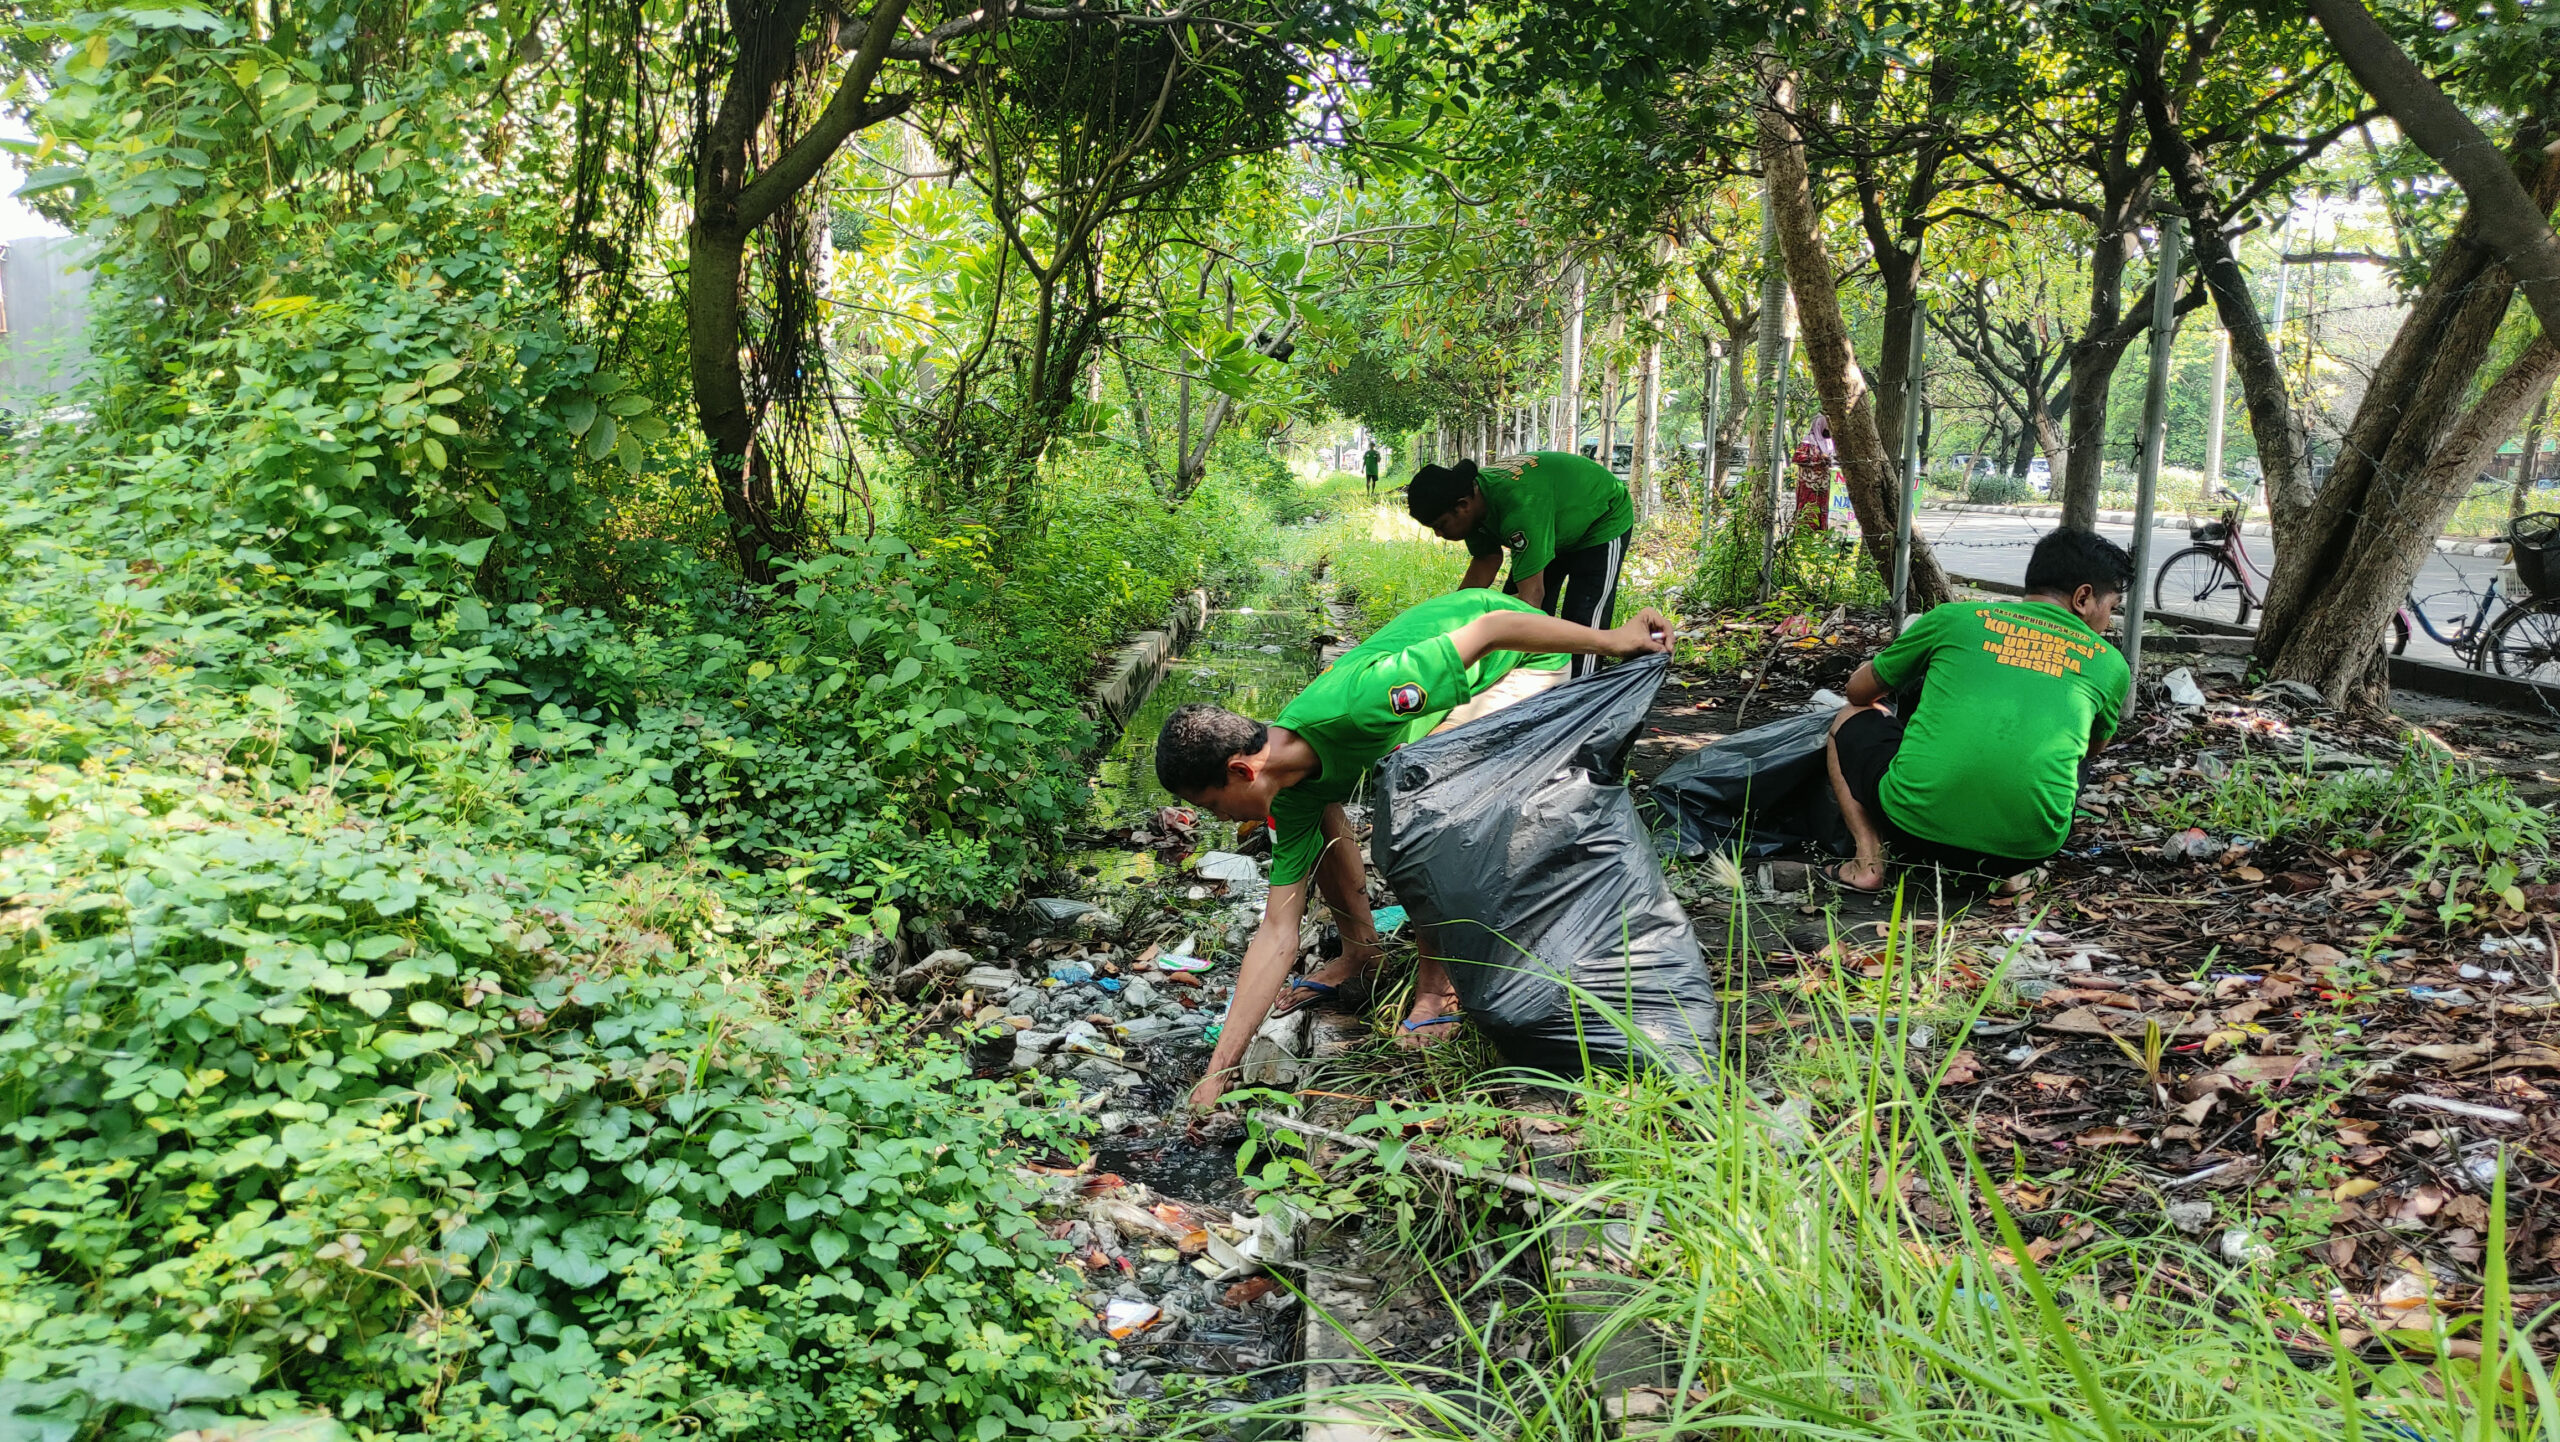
xmin=1449 ymin=607 xmax=1672 ymax=667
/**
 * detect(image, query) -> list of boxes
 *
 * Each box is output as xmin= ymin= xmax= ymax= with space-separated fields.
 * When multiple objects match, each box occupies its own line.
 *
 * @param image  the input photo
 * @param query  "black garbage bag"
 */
xmin=1643 ymin=710 xmax=1855 ymax=860
xmin=1369 ymin=654 xmax=1719 ymax=1077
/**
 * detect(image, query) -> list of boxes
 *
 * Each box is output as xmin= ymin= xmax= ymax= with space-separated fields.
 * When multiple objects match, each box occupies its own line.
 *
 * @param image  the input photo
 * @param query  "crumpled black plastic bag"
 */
xmin=1643 ymin=710 xmax=1856 ymax=860
xmin=1369 ymin=654 xmax=1719 ymax=1077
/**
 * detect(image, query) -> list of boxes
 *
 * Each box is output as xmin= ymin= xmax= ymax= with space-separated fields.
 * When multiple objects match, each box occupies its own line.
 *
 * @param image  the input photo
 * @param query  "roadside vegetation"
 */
xmin=2 ymin=0 xmax=2559 ymax=1435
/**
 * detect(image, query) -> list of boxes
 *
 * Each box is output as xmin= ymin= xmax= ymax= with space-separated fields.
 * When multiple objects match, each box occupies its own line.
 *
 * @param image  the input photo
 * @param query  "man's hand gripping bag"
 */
xmin=1370 ymin=655 xmax=1720 ymax=1077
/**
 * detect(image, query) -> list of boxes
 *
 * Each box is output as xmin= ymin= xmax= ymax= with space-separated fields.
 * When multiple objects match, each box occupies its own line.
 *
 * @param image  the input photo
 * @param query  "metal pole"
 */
xmin=1757 ymin=321 xmax=1795 ymax=602
xmin=1700 ymin=342 xmax=1722 ymax=547
xmin=2120 ymin=212 xmax=2183 ymax=724
xmin=1892 ymin=298 xmax=1927 ymax=627
xmin=2203 ymin=327 xmax=2229 ymax=514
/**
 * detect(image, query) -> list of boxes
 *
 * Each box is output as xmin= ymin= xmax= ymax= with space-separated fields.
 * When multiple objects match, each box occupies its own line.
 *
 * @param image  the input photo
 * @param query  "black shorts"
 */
xmin=1830 ymin=709 xmax=2051 ymax=879
xmin=1537 ymin=532 xmax=1628 ymax=678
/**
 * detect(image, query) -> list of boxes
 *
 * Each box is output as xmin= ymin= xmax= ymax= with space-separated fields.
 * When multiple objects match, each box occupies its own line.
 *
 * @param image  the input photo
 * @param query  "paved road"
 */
xmin=1912 ymin=510 xmax=2509 ymax=668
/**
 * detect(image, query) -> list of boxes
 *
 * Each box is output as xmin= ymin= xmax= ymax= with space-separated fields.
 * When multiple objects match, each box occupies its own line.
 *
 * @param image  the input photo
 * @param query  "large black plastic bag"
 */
xmin=1369 ymin=654 xmax=1719 ymax=1077
xmin=1644 ymin=710 xmax=1855 ymax=860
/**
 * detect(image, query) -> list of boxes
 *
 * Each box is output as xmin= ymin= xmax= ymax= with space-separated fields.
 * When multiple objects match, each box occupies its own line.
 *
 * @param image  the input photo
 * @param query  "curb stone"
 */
xmin=1916 ymin=501 xmax=2508 ymax=557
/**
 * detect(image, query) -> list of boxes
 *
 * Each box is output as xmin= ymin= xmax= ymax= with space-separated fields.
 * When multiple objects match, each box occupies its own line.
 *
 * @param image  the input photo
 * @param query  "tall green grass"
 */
xmin=1195 ymin=883 xmax=2553 ymax=1440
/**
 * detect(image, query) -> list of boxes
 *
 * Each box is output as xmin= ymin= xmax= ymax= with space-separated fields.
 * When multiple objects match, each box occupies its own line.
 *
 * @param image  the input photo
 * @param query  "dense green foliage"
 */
xmin=0 ymin=5 xmax=1306 ymax=1436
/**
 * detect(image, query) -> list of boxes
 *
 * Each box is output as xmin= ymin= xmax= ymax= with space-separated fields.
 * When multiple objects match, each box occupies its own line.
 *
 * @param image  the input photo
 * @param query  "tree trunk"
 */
xmin=2057 ymin=208 xmax=2149 ymax=529
xmin=2257 ymin=130 xmax=2560 ymax=676
xmin=1635 ymin=275 xmax=1665 ymax=517
xmin=1758 ymin=59 xmax=1952 ymax=607
xmin=2130 ymin=49 xmax=2309 ymax=539
xmin=2272 ymin=337 xmax=2559 ymax=709
xmin=2256 ymin=134 xmax=2560 ymax=707
xmin=687 ymin=0 xmax=913 ymax=582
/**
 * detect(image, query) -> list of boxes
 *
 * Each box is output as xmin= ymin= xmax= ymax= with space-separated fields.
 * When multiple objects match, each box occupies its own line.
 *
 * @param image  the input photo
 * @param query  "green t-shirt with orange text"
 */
xmin=1868 ymin=599 xmax=2130 ymax=860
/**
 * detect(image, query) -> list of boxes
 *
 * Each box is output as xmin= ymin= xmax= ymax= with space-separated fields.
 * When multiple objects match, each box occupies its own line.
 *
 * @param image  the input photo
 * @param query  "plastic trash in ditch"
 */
xmin=1154 ymin=955 xmax=1213 ymax=973
xmin=1370 ymin=654 xmax=1720 ymax=1078
xmin=2160 ymin=666 xmax=2208 ymax=707
xmin=1369 ymin=904 xmax=1409 ymax=935
xmin=1030 ymin=898 xmax=1100 ymax=923
xmin=1643 ymin=709 xmax=1856 ymax=860
xmin=1104 ymin=1299 xmax=1162 ymax=1338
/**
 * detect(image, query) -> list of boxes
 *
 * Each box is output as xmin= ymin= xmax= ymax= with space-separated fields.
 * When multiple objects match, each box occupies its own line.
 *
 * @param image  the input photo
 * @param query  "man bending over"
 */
xmin=1826 ymin=528 xmax=2133 ymax=893
xmin=1156 ymin=589 xmax=1670 ymax=1109
xmin=1407 ymin=451 xmax=1635 ymax=678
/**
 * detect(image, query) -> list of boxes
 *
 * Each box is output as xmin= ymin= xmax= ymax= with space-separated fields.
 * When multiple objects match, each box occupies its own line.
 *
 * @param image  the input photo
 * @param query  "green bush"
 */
xmin=1690 ymin=499 xmax=1886 ymax=612
xmin=1966 ymin=472 xmax=2032 ymax=505
xmin=0 ymin=760 xmax=1099 ymax=1442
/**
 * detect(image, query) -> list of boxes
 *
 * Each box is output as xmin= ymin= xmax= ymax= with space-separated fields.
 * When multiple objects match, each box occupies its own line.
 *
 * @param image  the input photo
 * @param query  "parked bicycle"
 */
xmin=2150 ymin=494 xmax=2560 ymax=676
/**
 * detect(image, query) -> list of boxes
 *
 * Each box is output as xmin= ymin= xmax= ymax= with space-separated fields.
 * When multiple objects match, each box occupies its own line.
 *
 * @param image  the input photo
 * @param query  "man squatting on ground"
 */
xmin=1826 ymin=528 xmax=2135 ymax=894
xmin=1154 ymin=589 xmax=1672 ymax=1110
xmin=1406 ymin=450 xmax=1635 ymax=679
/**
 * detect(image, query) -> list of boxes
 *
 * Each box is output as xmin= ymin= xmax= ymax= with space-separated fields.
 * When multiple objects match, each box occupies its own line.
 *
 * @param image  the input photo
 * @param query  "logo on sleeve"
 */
xmin=1504 ymin=529 xmax=1527 ymax=550
xmin=1387 ymin=682 xmax=1428 ymax=715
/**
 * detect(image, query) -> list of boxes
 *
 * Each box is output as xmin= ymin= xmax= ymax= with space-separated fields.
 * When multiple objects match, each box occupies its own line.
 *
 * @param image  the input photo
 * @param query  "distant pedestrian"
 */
xmin=1362 ymin=442 xmax=1381 ymax=494
xmin=1405 ymin=450 xmax=1635 ymax=678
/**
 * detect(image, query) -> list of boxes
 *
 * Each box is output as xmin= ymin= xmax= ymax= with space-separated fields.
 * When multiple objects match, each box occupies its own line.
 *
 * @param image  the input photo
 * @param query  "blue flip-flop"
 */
xmin=1273 ymin=973 xmax=1370 ymax=1017
xmin=1398 ymin=1013 xmax=1463 ymax=1032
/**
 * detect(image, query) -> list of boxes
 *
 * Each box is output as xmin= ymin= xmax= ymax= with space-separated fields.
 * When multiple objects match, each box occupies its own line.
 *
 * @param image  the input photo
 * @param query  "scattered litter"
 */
xmin=2166 ymin=1200 xmax=2213 ymax=1235
xmin=2388 ymin=1093 xmax=2525 ymax=1125
xmin=2160 ymin=667 xmax=2208 ymax=707
xmin=1103 ymin=1299 xmax=1162 ymax=1338
xmin=1370 ymin=904 xmax=1409 ymax=935
xmin=1806 ymin=687 xmax=1848 ymax=711
xmin=2408 ymin=985 xmax=2477 ymax=1006
xmin=1048 ymin=963 xmax=1095 ymax=986
xmin=1195 ymin=852 xmax=1264 ymax=885
xmin=1031 ymin=898 xmax=1100 ymax=923
xmin=1154 ymin=954 xmax=1213 ymax=973
xmin=2482 ymin=934 xmax=2547 ymax=955
xmin=1093 ymin=977 xmax=1124 ymax=993
xmin=2219 ymin=1228 xmax=2273 ymax=1265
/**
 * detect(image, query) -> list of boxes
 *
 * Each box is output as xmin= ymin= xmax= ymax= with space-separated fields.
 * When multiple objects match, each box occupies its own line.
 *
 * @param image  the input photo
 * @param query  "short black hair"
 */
xmin=1154 ymin=703 xmax=1267 ymax=795
xmin=1405 ymin=460 xmax=1480 ymax=526
xmin=2024 ymin=527 xmax=2132 ymax=599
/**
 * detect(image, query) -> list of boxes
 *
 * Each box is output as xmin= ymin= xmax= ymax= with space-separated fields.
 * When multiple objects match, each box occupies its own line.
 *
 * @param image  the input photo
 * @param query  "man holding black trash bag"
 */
xmin=1824 ymin=528 xmax=2132 ymax=895
xmin=1154 ymin=589 xmax=1671 ymax=1111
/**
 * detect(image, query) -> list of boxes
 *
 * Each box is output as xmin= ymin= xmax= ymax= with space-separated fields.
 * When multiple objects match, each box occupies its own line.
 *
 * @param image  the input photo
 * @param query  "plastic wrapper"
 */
xmin=1370 ymin=654 xmax=1719 ymax=1077
xmin=1643 ymin=710 xmax=1855 ymax=860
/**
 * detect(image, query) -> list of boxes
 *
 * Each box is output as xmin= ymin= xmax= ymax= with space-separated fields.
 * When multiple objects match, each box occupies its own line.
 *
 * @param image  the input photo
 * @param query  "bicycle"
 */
xmin=2150 ymin=495 xmax=2560 ymax=674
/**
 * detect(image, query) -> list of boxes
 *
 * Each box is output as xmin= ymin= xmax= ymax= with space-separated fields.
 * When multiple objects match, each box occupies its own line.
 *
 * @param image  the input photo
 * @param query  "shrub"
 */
xmin=0 ymin=760 xmax=1100 ymax=1442
xmin=1967 ymin=472 xmax=2032 ymax=505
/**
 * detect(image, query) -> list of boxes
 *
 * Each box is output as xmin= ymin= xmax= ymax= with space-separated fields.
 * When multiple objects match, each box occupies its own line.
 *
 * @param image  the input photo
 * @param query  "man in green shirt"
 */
xmin=1362 ymin=442 xmax=1381 ymax=495
xmin=1406 ymin=452 xmax=1637 ymax=678
xmin=1826 ymin=528 xmax=2133 ymax=892
xmin=1154 ymin=589 xmax=1672 ymax=1109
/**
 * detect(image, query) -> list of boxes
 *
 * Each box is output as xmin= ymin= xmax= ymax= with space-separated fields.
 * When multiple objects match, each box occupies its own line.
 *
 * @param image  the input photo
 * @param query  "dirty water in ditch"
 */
xmin=1019 ymin=558 xmax=1332 ymax=1428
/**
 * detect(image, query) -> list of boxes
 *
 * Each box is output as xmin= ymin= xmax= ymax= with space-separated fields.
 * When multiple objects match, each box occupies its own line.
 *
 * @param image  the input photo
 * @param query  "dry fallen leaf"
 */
xmin=2177 ymin=1092 xmax=2220 ymax=1125
xmin=2332 ymin=1177 xmax=2382 ymax=1202
xmin=1942 ymin=1049 xmax=1982 ymax=1085
xmin=2236 ymin=866 xmax=2266 ymax=882
xmin=2075 ymin=1126 xmax=2146 ymax=1148
xmin=2299 ymin=943 xmax=2350 ymax=968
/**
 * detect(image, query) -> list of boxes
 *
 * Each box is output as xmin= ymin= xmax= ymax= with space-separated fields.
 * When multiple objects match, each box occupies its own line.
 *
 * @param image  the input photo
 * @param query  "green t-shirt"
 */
xmin=1462 ymin=451 xmax=1637 ymax=585
xmin=1264 ymin=590 xmax=1567 ymax=886
xmin=1868 ymin=599 xmax=2131 ymax=861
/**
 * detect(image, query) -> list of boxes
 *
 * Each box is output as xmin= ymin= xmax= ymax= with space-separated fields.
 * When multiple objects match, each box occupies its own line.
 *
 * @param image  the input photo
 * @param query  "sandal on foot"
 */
xmin=1394 ymin=1011 xmax=1464 ymax=1048
xmin=1272 ymin=973 xmax=1370 ymax=1017
xmin=1821 ymin=863 xmax=1891 ymax=895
